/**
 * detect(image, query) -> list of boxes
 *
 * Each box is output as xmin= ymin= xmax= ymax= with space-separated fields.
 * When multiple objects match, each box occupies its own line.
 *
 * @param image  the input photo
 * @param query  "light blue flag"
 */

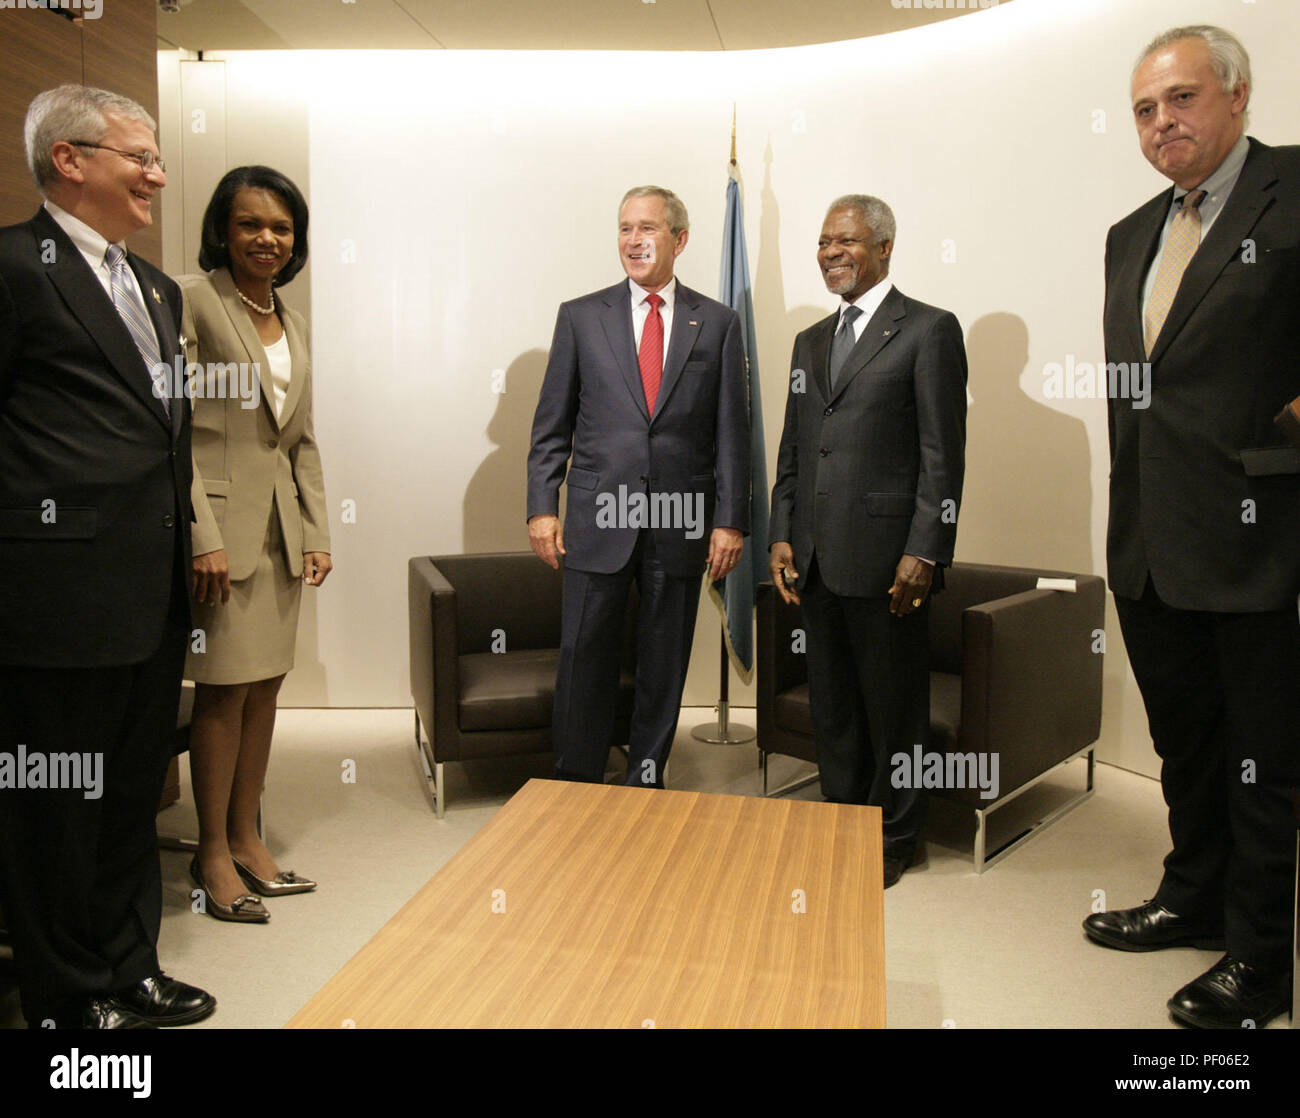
xmin=706 ymin=164 xmax=770 ymax=682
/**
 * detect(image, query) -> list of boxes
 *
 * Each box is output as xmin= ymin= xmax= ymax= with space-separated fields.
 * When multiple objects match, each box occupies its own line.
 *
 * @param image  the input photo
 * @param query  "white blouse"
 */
xmin=263 ymin=332 xmax=292 ymax=421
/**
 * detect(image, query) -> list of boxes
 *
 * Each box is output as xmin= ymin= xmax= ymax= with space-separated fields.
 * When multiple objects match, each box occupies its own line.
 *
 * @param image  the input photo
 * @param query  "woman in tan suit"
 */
xmin=181 ymin=166 xmax=330 ymax=922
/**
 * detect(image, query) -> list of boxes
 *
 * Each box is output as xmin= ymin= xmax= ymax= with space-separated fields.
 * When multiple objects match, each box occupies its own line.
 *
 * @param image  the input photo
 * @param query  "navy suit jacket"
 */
xmin=527 ymin=279 xmax=750 ymax=578
xmin=1104 ymin=138 xmax=1300 ymax=612
xmin=0 ymin=208 xmax=192 ymax=667
xmin=769 ymin=285 xmax=967 ymax=598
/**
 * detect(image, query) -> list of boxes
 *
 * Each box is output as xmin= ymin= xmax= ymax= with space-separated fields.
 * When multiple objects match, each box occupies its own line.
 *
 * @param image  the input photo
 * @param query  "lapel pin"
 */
xmin=152 ymin=288 xmax=162 ymax=303
xmin=178 ymin=335 xmax=188 ymax=348
xmin=883 ymin=330 xmax=891 ymax=336
xmin=689 ymin=320 xmax=699 ymax=326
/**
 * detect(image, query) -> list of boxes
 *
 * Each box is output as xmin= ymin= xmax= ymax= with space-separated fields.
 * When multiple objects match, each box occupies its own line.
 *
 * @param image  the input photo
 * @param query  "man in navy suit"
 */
xmin=769 ymin=195 xmax=967 ymax=888
xmin=1083 ymin=26 xmax=1300 ymax=1029
xmin=527 ymin=186 xmax=749 ymax=788
xmin=0 ymin=85 xmax=213 ymax=1028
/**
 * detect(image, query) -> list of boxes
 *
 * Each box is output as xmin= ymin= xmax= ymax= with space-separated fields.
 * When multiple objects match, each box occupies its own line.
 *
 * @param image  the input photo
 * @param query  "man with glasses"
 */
xmin=0 ymin=85 xmax=213 ymax=1028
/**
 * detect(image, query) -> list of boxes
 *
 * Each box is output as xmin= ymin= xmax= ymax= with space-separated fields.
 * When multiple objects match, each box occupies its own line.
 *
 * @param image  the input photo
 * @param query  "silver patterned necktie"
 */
xmin=105 ymin=244 xmax=168 ymax=415
xmin=829 ymin=304 xmax=863 ymax=391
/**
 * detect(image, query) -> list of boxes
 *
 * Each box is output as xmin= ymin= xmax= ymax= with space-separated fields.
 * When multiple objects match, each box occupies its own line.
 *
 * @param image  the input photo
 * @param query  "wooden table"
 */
xmin=288 ymin=779 xmax=884 ymax=1028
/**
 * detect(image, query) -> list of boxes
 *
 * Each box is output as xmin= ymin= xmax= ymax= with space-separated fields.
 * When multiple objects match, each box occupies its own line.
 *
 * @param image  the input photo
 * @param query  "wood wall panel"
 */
xmin=82 ymin=0 xmax=162 ymax=265
xmin=0 ymin=11 xmax=83 ymax=226
xmin=0 ymin=0 xmax=163 ymax=265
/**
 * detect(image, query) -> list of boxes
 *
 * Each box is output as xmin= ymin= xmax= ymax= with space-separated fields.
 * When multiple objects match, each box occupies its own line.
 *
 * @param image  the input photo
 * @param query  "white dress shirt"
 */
xmin=43 ymin=200 xmax=154 ymax=324
xmin=837 ymin=277 xmax=894 ymax=340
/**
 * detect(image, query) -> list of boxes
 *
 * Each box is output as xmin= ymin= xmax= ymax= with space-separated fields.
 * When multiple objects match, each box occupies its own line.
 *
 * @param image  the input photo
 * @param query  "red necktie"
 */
xmin=639 ymin=293 xmax=664 ymax=415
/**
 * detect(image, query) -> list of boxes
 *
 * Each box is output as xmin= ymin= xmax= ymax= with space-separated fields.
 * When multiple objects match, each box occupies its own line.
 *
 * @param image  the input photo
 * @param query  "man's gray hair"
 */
xmin=827 ymin=194 xmax=896 ymax=245
xmin=24 ymin=84 xmax=157 ymax=190
xmin=1133 ymin=25 xmax=1251 ymax=124
xmin=619 ymin=186 xmax=690 ymax=236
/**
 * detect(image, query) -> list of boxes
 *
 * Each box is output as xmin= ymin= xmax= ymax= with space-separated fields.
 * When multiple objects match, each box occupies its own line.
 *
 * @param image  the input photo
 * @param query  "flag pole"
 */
xmin=692 ymin=104 xmax=756 ymax=746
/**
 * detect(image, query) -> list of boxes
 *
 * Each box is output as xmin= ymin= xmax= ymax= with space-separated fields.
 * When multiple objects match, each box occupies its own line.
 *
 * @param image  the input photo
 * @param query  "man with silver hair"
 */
xmin=0 ymin=85 xmax=213 ymax=1028
xmin=1084 ymin=25 xmax=1300 ymax=1028
xmin=769 ymin=194 xmax=967 ymax=887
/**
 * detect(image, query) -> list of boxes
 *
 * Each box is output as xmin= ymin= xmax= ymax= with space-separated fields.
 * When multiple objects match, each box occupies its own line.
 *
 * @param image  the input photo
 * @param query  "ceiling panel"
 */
xmin=156 ymin=0 xmax=1008 ymax=52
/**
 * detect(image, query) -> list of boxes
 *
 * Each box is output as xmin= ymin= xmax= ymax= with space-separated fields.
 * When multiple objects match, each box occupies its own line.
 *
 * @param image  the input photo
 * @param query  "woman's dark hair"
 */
xmin=197 ymin=165 xmax=309 ymax=287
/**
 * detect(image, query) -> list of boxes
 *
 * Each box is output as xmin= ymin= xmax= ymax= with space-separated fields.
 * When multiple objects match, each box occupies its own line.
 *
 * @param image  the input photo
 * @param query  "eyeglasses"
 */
xmin=68 ymin=142 xmax=166 ymax=175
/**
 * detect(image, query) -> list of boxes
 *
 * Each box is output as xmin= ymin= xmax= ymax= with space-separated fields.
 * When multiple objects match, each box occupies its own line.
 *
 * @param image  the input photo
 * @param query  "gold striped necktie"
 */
xmin=1143 ymin=188 xmax=1207 ymax=357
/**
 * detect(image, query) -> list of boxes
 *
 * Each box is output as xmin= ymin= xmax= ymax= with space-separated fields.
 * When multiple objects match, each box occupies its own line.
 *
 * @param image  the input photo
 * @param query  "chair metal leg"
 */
xmin=414 ymin=711 xmax=445 ymax=819
xmin=972 ymin=745 xmax=1096 ymax=873
xmin=760 ymin=749 xmax=821 ymax=799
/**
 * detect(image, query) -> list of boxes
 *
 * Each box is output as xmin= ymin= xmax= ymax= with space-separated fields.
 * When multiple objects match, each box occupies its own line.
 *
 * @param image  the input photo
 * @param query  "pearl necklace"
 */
xmin=237 ymin=287 xmax=276 ymax=316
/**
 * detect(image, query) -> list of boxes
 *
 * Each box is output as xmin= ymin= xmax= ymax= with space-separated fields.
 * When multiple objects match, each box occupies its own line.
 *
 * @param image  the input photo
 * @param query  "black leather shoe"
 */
xmin=1082 ymin=901 xmax=1224 ymax=952
xmin=1168 ymin=955 xmax=1290 ymax=1029
xmin=883 ymin=855 xmax=907 ymax=889
xmin=111 ymin=974 xmax=215 ymax=1027
xmin=76 ymin=996 xmax=155 ymax=1029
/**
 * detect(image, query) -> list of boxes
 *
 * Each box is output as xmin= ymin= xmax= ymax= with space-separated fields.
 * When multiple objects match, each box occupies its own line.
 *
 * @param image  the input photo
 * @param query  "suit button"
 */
xmin=162 ymin=514 xmax=175 ymax=528
xmin=639 ymin=475 xmax=648 ymax=484
xmin=819 ymin=448 xmax=829 ymax=457
xmin=824 ymin=407 xmax=833 ymax=416
xmin=266 ymin=439 xmax=278 ymax=450
xmin=649 ymin=431 xmax=657 ymax=438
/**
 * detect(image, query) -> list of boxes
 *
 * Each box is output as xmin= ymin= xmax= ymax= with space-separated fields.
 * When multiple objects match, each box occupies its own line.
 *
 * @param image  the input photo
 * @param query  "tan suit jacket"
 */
xmin=179 ymin=269 xmax=330 ymax=581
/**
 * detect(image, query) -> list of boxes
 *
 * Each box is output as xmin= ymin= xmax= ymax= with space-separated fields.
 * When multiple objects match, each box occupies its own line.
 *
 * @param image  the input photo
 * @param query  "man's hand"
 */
xmin=528 ymin=514 xmax=565 ymax=569
xmin=192 ymin=548 xmax=231 ymax=606
xmin=769 ymin=541 xmax=801 ymax=605
xmin=303 ymin=552 xmax=333 ymax=587
xmin=707 ymin=527 xmax=744 ymax=582
xmin=888 ymin=555 xmax=933 ymax=616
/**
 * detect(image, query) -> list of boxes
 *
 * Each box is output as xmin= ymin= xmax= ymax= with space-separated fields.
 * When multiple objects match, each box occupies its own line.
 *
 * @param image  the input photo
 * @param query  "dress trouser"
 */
xmin=552 ymin=530 xmax=700 ymax=788
xmin=0 ymin=595 xmax=188 ymax=1025
xmin=800 ymin=555 xmax=930 ymax=857
xmin=1115 ymin=578 xmax=1300 ymax=970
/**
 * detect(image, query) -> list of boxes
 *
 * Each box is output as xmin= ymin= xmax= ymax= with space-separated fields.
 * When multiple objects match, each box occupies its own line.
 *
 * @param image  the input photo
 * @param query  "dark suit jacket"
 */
xmin=1104 ymin=138 xmax=1300 ymax=612
xmin=769 ymin=285 xmax=967 ymax=598
xmin=0 ymin=208 xmax=192 ymax=667
xmin=527 ymin=279 xmax=750 ymax=578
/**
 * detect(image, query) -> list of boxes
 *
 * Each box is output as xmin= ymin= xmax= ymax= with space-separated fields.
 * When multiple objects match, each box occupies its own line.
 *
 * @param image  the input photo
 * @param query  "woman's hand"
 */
xmin=192 ymin=549 xmax=231 ymax=605
xmin=303 ymin=552 xmax=332 ymax=587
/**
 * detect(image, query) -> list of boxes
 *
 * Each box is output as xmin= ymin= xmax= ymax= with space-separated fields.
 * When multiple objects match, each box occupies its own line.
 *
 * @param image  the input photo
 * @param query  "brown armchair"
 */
xmin=757 ymin=562 xmax=1105 ymax=870
xmin=409 ymin=552 xmax=637 ymax=817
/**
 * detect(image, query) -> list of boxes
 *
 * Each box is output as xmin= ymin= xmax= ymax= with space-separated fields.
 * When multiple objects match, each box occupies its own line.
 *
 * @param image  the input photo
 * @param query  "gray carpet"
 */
xmin=1 ymin=707 xmax=1287 ymax=1028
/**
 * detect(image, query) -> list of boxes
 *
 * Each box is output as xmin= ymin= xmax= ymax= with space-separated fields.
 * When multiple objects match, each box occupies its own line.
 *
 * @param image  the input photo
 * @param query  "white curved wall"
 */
xmin=158 ymin=0 xmax=1300 ymax=777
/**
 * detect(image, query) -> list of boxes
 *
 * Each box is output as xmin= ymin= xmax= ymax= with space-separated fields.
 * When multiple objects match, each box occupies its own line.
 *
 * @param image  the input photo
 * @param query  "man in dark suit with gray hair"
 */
xmin=527 ymin=186 xmax=749 ymax=789
xmin=1083 ymin=25 xmax=1300 ymax=1029
xmin=769 ymin=194 xmax=967 ymax=888
xmin=0 ymin=84 xmax=213 ymax=1028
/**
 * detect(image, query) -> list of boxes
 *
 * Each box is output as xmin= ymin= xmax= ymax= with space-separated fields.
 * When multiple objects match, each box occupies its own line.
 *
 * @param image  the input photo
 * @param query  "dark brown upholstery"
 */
xmin=408 ymin=552 xmax=637 ymax=815
xmin=757 ymin=562 xmax=1105 ymax=867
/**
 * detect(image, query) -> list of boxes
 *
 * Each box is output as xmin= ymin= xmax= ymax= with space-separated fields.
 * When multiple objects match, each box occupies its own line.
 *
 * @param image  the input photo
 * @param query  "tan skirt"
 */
xmin=185 ymin=507 xmax=301 ymax=685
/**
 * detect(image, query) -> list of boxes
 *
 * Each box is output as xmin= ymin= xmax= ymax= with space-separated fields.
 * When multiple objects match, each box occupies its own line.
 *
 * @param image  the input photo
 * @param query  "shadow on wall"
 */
xmin=463 ymin=348 xmax=550 ymax=554
xmin=959 ymin=312 xmax=1094 ymax=575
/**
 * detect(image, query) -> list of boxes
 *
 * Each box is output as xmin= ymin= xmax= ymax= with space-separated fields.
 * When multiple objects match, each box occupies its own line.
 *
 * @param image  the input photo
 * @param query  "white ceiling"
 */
xmin=156 ymin=0 xmax=1010 ymax=52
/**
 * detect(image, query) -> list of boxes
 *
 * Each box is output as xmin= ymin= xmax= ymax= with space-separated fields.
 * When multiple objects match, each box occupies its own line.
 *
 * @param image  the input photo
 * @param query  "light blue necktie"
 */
xmin=105 ymin=244 xmax=168 ymax=415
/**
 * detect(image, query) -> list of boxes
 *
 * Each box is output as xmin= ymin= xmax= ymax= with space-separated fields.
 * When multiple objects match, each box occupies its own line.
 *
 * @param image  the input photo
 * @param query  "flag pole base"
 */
xmin=691 ymin=701 xmax=756 ymax=745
